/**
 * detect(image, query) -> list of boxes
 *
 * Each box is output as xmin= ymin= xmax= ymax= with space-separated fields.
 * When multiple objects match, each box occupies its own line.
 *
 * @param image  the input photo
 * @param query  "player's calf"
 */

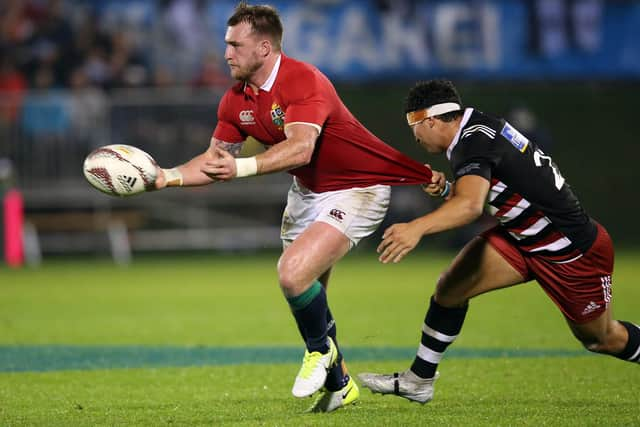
xmin=577 ymin=319 xmax=640 ymax=363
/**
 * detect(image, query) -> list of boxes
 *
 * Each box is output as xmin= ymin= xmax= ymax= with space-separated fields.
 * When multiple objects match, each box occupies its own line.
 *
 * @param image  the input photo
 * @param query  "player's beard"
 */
xmin=230 ymin=54 xmax=263 ymax=82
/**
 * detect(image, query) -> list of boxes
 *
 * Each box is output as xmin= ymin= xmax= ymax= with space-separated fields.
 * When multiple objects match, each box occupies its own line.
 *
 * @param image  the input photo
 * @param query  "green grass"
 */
xmin=1 ymin=251 xmax=639 ymax=426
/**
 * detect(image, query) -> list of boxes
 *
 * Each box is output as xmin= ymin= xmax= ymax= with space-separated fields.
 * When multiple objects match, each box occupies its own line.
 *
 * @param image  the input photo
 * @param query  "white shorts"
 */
xmin=281 ymin=178 xmax=391 ymax=248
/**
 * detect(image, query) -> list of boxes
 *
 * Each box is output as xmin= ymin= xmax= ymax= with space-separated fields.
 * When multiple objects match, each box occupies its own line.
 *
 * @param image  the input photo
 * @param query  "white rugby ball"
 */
xmin=83 ymin=144 xmax=158 ymax=197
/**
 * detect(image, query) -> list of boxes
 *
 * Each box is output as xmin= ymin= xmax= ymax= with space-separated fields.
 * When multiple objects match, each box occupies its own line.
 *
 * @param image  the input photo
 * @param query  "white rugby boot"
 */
xmin=291 ymin=337 xmax=338 ymax=398
xmin=358 ymin=369 xmax=439 ymax=404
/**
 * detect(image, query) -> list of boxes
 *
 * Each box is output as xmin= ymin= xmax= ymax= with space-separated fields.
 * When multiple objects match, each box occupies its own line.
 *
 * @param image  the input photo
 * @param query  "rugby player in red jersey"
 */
xmin=154 ymin=2 xmax=434 ymax=412
xmin=359 ymin=79 xmax=639 ymax=404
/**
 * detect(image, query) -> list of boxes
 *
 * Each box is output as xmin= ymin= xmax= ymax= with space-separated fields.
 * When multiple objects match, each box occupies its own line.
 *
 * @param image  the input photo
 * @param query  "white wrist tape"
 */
xmin=235 ymin=157 xmax=258 ymax=178
xmin=162 ymin=168 xmax=183 ymax=187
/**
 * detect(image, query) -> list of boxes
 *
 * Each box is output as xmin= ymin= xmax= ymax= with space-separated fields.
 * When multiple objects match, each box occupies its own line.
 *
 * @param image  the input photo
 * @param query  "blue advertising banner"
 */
xmin=206 ymin=0 xmax=640 ymax=81
xmin=90 ymin=0 xmax=640 ymax=81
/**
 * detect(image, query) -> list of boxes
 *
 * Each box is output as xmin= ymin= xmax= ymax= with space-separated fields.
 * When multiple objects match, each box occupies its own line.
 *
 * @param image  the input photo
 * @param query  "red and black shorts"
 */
xmin=482 ymin=223 xmax=614 ymax=324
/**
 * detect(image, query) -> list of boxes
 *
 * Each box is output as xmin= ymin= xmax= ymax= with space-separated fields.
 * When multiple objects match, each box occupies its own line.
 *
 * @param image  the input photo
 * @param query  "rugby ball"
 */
xmin=83 ymin=144 xmax=158 ymax=197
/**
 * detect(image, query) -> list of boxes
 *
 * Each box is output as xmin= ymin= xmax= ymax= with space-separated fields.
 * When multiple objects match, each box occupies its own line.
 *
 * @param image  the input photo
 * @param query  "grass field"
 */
xmin=1 ymin=250 xmax=639 ymax=426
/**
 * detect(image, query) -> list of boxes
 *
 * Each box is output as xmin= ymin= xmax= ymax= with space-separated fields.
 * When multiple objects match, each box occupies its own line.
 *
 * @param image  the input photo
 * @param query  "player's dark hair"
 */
xmin=228 ymin=2 xmax=283 ymax=51
xmin=405 ymin=79 xmax=463 ymax=122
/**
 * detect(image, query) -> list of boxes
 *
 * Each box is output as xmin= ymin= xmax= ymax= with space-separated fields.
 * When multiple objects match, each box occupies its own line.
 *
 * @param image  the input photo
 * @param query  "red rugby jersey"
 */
xmin=213 ymin=54 xmax=431 ymax=192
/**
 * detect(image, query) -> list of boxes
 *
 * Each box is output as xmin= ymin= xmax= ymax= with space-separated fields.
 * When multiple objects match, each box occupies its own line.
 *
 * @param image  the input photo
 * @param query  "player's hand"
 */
xmin=201 ymin=147 xmax=237 ymax=181
xmin=153 ymin=166 xmax=166 ymax=190
xmin=422 ymin=165 xmax=447 ymax=197
xmin=377 ymin=221 xmax=423 ymax=264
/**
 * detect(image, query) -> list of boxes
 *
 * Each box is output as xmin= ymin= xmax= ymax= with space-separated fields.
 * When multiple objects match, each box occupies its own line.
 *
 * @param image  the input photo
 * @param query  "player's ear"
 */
xmin=259 ymin=39 xmax=270 ymax=57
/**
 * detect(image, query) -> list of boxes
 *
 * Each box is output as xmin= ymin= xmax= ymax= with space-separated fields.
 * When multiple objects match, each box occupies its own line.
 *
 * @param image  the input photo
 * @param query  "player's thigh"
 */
xmin=279 ymin=181 xmax=390 ymax=293
xmin=534 ymin=222 xmax=618 ymax=349
xmin=278 ymin=222 xmax=351 ymax=294
xmin=436 ymin=235 xmax=526 ymax=307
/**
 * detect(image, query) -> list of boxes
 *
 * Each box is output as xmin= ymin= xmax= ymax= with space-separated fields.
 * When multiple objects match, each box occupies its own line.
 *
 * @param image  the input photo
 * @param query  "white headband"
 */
xmin=406 ymin=102 xmax=461 ymax=125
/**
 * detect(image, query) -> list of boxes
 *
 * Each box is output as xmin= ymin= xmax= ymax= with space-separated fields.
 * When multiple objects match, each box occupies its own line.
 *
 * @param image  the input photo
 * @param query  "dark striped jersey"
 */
xmin=447 ymin=108 xmax=597 ymax=261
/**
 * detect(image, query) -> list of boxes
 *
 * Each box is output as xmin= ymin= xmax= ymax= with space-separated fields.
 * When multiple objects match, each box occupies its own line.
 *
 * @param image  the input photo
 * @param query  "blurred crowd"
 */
xmin=0 ymin=0 xmax=232 ymax=134
xmin=0 ymin=0 xmax=230 ymax=93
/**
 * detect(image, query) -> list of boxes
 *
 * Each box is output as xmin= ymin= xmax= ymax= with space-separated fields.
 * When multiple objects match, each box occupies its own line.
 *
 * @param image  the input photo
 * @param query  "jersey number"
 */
xmin=533 ymin=149 xmax=565 ymax=190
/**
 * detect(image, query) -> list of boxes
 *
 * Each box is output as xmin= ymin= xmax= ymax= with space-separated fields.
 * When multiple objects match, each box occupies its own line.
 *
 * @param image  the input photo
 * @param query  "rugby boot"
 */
xmin=292 ymin=337 xmax=338 ymax=398
xmin=358 ymin=369 xmax=439 ymax=404
xmin=307 ymin=375 xmax=359 ymax=412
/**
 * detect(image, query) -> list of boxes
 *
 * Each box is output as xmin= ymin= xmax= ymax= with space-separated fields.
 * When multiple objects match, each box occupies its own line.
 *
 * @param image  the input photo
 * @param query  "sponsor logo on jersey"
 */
xmin=500 ymin=122 xmax=529 ymax=152
xmin=239 ymin=110 xmax=255 ymax=125
xmin=270 ymin=103 xmax=285 ymax=130
xmin=329 ymin=208 xmax=346 ymax=222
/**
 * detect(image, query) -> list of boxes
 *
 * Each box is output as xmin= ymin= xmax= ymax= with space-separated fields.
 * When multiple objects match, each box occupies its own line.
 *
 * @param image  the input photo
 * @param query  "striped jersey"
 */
xmin=447 ymin=108 xmax=597 ymax=261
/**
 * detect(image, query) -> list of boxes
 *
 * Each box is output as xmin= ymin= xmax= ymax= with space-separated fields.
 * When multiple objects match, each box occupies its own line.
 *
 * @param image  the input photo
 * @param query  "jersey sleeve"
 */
xmin=283 ymin=69 xmax=332 ymax=132
xmin=212 ymin=91 xmax=245 ymax=143
xmin=450 ymin=133 xmax=501 ymax=181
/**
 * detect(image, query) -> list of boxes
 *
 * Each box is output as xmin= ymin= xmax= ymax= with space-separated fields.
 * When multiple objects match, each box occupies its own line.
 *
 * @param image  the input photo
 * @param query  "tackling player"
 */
xmin=154 ymin=2 xmax=435 ymax=412
xmin=359 ymin=79 xmax=639 ymax=403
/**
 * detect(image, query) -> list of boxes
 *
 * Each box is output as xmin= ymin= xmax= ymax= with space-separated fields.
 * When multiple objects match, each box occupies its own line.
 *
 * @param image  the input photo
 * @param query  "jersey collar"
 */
xmin=260 ymin=54 xmax=282 ymax=92
xmin=446 ymin=107 xmax=474 ymax=160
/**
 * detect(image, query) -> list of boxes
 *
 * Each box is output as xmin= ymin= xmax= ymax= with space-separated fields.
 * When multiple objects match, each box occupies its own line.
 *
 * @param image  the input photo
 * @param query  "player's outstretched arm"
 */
xmin=377 ymin=175 xmax=489 ymax=264
xmin=155 ymin=137 xmax=243 ymax=189
xmin=201 ymin=123 xmax=319 ymax=181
